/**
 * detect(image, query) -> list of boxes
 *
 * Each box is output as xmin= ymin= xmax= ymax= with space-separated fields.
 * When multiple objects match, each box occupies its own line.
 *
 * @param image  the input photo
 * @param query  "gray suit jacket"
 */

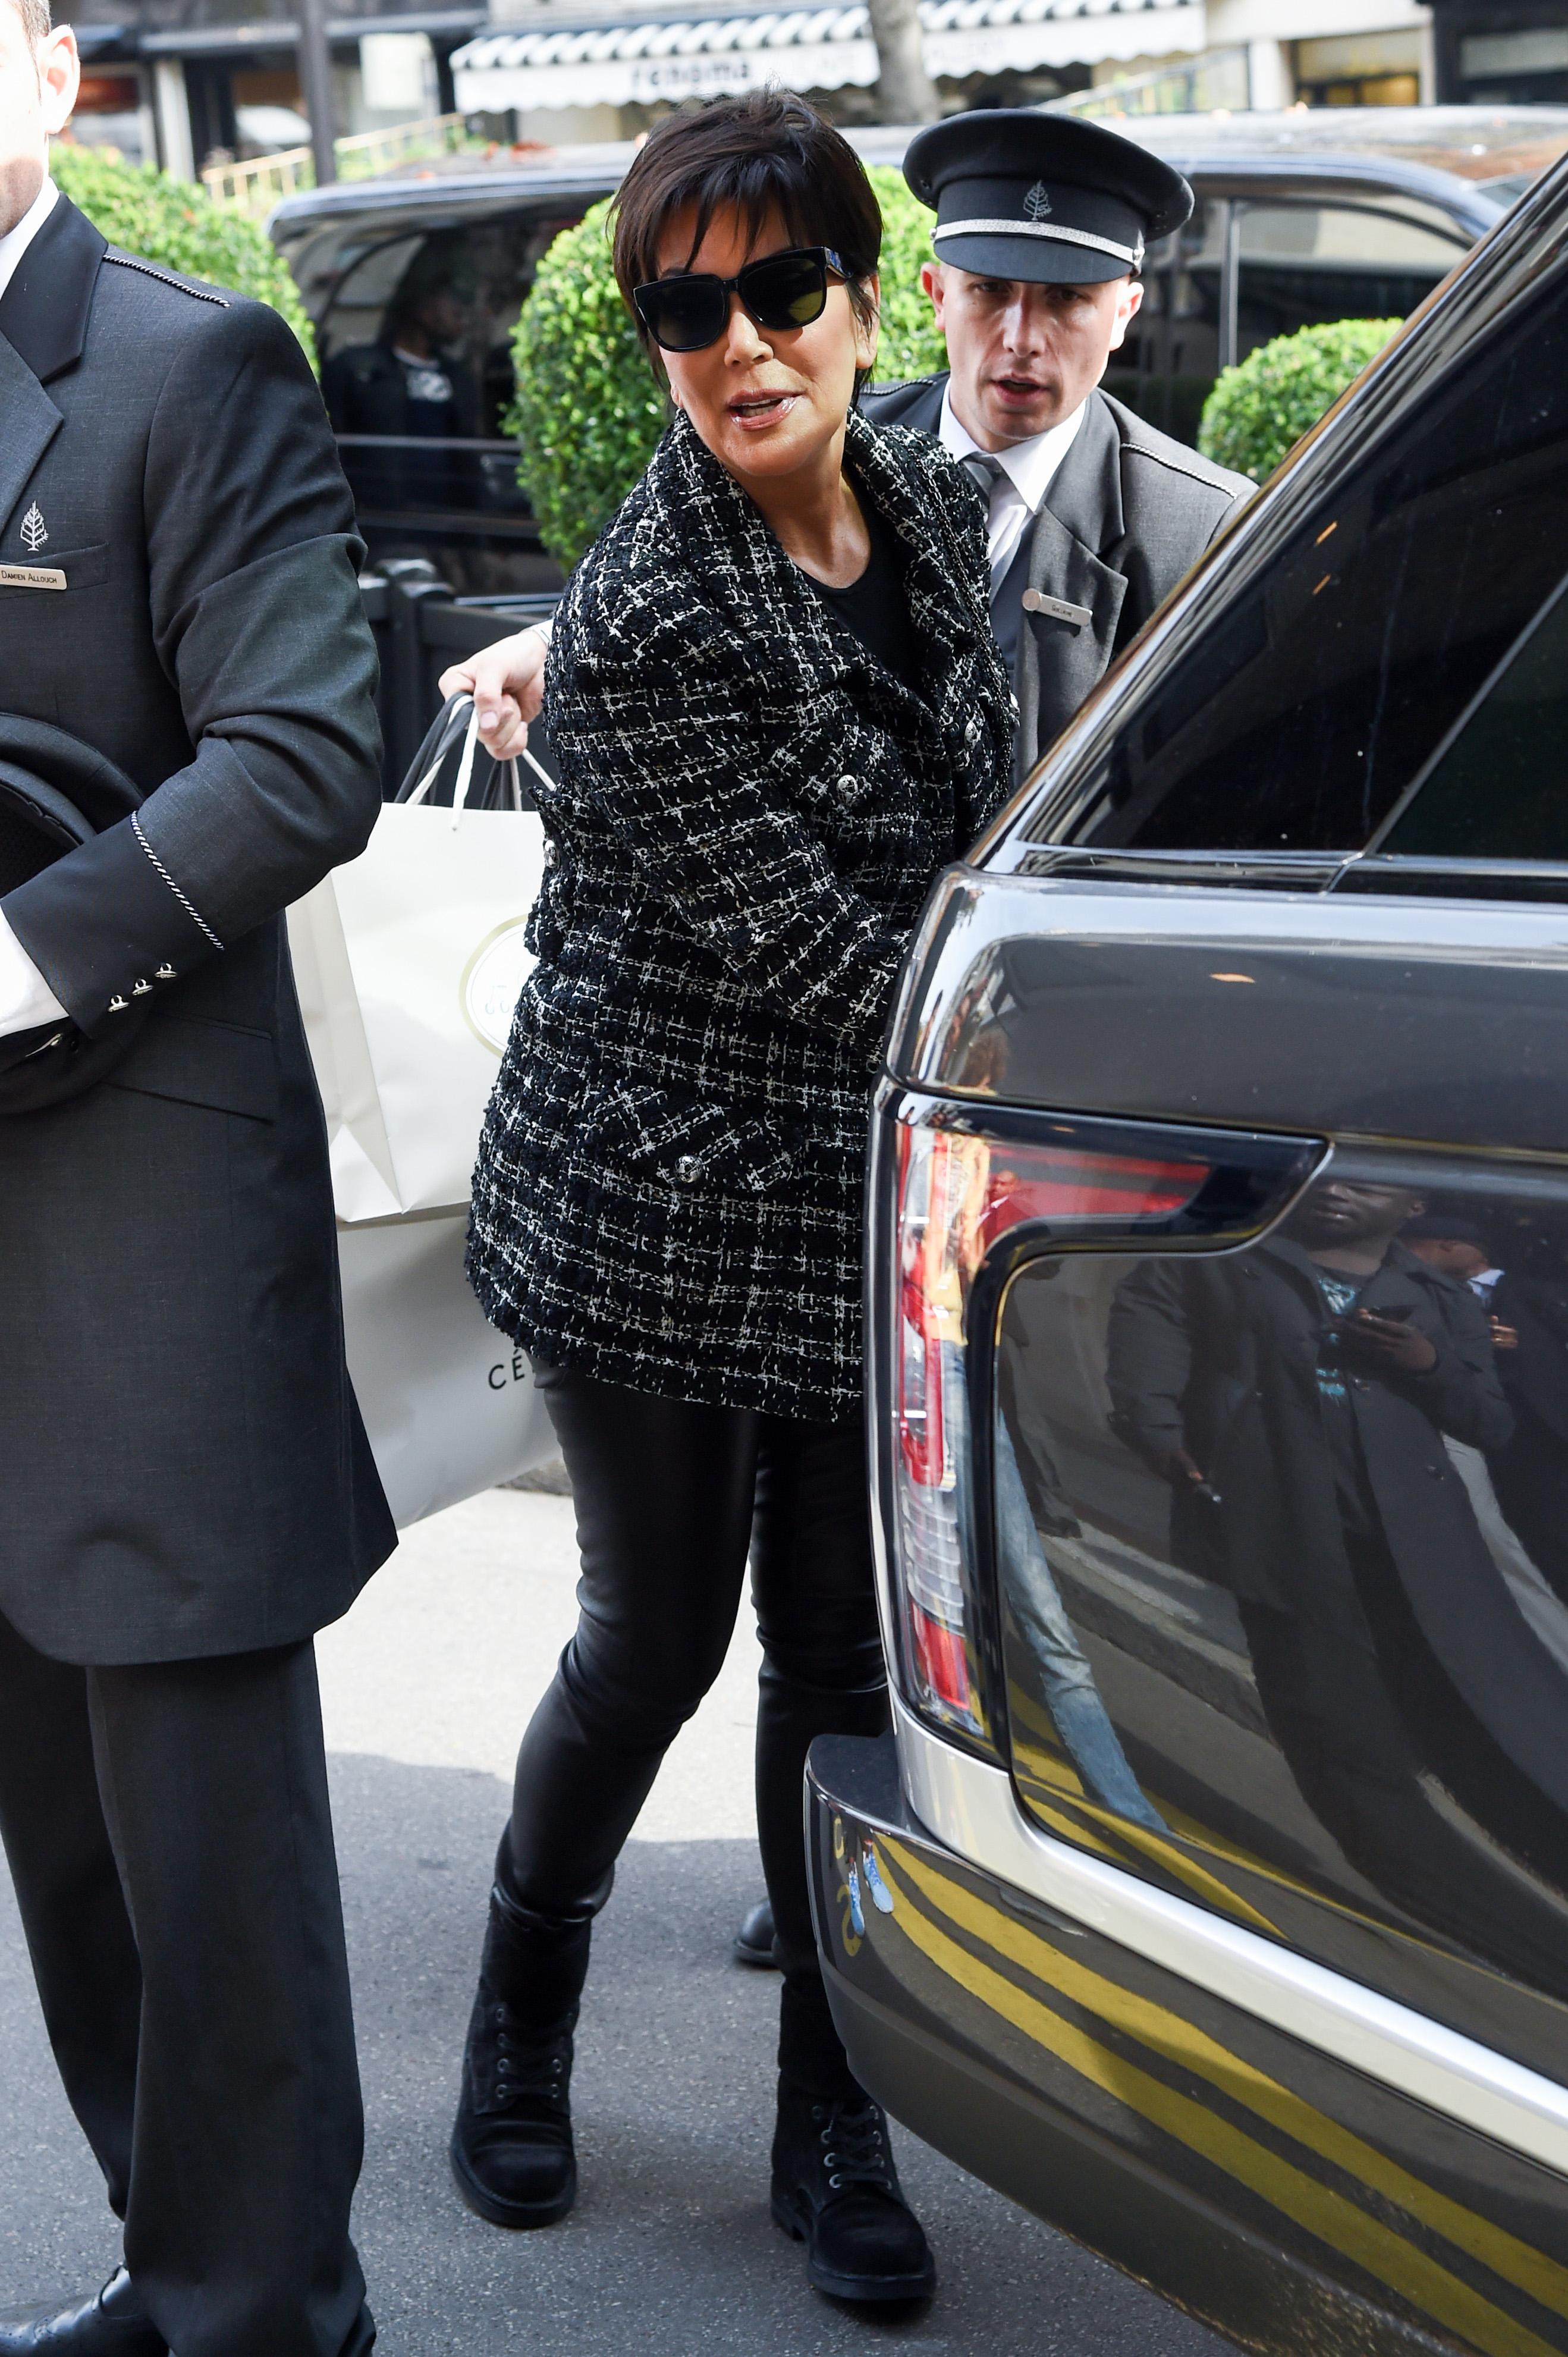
xmin=0 ymin=194 xmax=395 ymax=1662
xmin=862 ymin=375 xmax=1252 ymax=779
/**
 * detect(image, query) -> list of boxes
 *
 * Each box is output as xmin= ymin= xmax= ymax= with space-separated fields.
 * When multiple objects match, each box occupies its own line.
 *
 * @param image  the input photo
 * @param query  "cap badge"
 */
xmin=1023 ymin=181 xmax=1053 ymax=223
xmin=20 ymin=502 xmax=47 ymax=554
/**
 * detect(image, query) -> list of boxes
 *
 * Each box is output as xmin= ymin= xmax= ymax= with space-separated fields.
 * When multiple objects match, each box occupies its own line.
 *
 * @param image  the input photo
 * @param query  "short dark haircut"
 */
xmin=610 ymin=91 xmax=882 ymax=359
xmin=11 ymin=0 xmax=51 ymax=42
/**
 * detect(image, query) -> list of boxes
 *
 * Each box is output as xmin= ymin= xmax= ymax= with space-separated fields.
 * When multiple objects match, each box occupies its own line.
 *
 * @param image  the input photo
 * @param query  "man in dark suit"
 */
xmin=865 ymin=111 xmax=1253 ymax=784
xmin=1405 ymin=1216 xmax=1568 ymax=1609
xmin=0 ymin=7 xmax=395 ymax=2352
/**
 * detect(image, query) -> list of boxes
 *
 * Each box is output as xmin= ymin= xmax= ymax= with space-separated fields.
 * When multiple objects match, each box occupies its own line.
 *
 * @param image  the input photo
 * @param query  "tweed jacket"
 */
xmin=468 ymin=407 xmax=1015 ymax=1420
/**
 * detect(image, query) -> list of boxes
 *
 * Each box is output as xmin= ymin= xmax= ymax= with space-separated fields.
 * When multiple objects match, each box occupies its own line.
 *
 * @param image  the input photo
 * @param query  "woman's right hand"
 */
xmin=439 ymin=623 xmax=551 ymax=760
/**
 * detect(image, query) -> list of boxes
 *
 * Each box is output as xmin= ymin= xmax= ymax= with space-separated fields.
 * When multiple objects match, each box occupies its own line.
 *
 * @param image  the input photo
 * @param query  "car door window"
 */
xmin=1029 ymin=236 xmax=1568 ymax=856
xmin=1106 ymin=200 xmax=1225 ymax=448
xmin=316 ymin=212 xmax=582 ymax=595
xmin=1237 ymin=201 xmax=1466 ymax=355
xmin=1373 ymin=572 xmax=1568 ymax=861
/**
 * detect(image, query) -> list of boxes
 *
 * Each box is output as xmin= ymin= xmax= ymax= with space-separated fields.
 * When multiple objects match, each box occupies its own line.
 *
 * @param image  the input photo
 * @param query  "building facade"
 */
xmin=59 ymin=1 xmax=479 ymax=174
xmin=50 ymin=0 xmax=1568 ymax=178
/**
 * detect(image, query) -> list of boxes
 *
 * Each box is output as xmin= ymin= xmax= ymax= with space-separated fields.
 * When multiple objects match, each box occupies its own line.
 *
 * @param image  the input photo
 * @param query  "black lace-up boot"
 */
xmin=450 ymin=1868 xmax=590 ymax=2230
xmin=771 ymin=2085 xmax=936 ymax=2303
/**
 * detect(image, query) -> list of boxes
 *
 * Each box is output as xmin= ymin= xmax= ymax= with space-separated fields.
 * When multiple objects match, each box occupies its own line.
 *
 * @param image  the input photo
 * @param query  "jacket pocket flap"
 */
xmin=590 ymin=1081 xmax=799 ymax=1192
xmin=107 ymin=1015 xmax=279 ymax=1122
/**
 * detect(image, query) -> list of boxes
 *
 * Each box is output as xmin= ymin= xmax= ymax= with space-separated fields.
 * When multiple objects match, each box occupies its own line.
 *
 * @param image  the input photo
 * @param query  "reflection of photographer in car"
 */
xmin=1110 ymin=1179 xmax=1510 ymax=1564
xmin=1107 ymin=1179 xmax=1568 ymax=1972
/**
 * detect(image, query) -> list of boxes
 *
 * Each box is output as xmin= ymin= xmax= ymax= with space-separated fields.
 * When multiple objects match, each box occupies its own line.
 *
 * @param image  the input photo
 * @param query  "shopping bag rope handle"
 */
xmin=403 ymin=694 xmax=554 ymax=827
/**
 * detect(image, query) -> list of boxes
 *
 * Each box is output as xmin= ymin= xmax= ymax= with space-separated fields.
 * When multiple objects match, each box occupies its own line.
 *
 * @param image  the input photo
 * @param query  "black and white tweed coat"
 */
xmin=467 ymin=405 xmax=1014 ymax=1421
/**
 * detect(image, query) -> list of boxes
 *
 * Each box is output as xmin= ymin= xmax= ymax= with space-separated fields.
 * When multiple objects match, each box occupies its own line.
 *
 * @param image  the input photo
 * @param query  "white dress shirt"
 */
xmin=938 ymin=383 xmax=1088 ymax=595
xmin=1 ymin=174 xmax=70 ymax=1040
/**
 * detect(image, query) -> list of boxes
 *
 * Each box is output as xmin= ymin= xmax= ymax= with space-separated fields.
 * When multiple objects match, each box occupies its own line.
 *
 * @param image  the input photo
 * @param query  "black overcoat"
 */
xmin=863 ymin=378 xmax=1251 ymax=779
xmin=468 ymin=408 xmax=1015 ymax=1421
xmin=0 ymin=194 xmax=394 ymax=1665
xmin=1105 ymin=1238 xmax=1568 ymax=1817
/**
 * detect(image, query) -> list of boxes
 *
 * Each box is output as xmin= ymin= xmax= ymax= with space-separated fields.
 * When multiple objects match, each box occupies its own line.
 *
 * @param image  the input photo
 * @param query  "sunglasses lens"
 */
xmin=637 ymin=278 xmax=728 ymax=353
xmin=744 ymin=252 xmax=829 ymax=329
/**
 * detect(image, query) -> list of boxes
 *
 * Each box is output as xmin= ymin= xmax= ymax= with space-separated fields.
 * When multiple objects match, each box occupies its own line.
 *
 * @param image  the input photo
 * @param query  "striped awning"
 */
xmin=453 ymin=0 xmax=1201 ymax=110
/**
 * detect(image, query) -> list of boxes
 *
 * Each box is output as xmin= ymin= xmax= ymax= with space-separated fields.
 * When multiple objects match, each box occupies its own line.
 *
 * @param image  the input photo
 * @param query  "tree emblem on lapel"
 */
xmin=20 ymin=503 xmax=48 ymax=554
xmin=1023 ymin=181 xmax=1053 ymax=222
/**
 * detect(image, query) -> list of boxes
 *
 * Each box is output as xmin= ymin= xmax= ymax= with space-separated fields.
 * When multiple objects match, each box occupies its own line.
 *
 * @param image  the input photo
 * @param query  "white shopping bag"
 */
xmin=338 ymin=1211 xmax=558 ymax=1527
xmin=289 ymin=699 xmax=560 ymax=1523
xmin=287 ymin=701 xmax=548 ymax=1222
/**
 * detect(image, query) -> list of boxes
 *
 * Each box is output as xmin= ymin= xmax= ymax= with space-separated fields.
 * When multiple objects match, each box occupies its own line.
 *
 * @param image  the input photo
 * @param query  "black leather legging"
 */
xmin=503 ymin=1360 xmax=890 ymax=2092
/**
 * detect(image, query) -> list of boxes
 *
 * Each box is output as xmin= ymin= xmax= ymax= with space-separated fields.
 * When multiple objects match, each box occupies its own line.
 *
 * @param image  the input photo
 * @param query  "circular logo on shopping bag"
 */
xmin=461 ymin=919 xmax=535 ymax=1055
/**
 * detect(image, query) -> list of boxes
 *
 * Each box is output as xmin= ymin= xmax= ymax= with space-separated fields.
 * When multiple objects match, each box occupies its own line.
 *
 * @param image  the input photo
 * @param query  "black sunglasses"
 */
xmin=632 ymin=245 xmax=847 ymax=354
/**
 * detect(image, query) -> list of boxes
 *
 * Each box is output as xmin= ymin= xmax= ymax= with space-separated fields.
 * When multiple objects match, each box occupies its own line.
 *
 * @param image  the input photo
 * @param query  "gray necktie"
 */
xmin=959 ymin=452 xmax=1014 ymax=598
xmin=960 ymin=451 xmax=1005 ymax=503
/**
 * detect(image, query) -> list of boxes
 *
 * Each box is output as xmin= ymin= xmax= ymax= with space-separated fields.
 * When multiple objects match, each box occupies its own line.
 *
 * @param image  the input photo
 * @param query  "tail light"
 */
xmin=882 ymin=1100 xmax=1314 ymax=1749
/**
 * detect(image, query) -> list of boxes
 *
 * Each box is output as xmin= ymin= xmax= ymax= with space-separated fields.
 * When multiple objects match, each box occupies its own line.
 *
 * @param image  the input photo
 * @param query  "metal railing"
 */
xmin=1051 ymin=46 xmax=1252 ymax=120
xmin=360 ymin=560 xmax=560 ymax=798
xmin=202 ymin=113 xmax=482 ymax=216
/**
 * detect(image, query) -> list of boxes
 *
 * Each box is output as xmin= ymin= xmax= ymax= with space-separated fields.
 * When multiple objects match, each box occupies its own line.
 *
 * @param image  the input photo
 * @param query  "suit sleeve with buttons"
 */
xmin=0 ymin=299 xmax=381 ymax=1035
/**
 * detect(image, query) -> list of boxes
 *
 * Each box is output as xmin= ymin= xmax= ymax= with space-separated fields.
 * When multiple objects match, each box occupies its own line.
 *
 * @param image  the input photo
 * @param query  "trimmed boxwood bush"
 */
xmin=1198 ymin=316 xmax=1400 ymax=485
xmin=51 ymin=144 xmax=315 ymax=360
xmin=509 ymin=164 xmax=945 ymax=569
xmin=507 ymin=197 xmax=664 ymax=577
xmin=867 ymin=162 xmax=947 ymax=389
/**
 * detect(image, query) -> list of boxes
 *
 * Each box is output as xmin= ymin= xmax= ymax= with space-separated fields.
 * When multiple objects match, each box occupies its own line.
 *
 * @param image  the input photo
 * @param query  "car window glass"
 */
xmin=312 ymin=209 xmax=583 ymax=594
xmin=1108 ymin=199 xmax=1466 ymax=482
xmin=317 ymin=234 xmax=425 ymax=365
xmin=1036 ymin=246 xmax=1568 ymax=854
xmin=1240 ymin=202 xmax=1466 ymax=273
xmin=319 ymin=217 xmax=570 ymax=440
xmin=1237 ymin=202 xmax=1465 ymax=359
xmin=1107 ymin=200 xmax=1225 ymax=447
xmin=1377 ymin=572 xmax=1568 ymax=859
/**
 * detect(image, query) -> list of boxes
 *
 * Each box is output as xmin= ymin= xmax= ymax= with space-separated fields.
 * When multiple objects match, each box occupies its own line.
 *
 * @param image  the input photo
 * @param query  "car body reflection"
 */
xmin=996 ymin=1172 xmax=1568 ymax=2022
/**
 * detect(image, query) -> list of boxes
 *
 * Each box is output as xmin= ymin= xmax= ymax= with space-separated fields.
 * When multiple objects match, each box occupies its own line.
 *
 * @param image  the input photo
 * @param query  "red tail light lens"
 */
xmin=889 ymin=1115 xmax=1215 ymax=1743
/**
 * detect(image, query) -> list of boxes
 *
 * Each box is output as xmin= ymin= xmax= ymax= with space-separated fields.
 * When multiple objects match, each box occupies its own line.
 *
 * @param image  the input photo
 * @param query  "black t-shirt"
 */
xmin=807 ymin=502 xmax=921 ymax=692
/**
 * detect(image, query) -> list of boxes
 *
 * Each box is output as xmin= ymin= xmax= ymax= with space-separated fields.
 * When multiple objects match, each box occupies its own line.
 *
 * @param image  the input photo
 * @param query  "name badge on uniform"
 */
xmin=0 ymin=563 xmax=67 ymax=591
xmin=1022 ymin=589 xmax=1093 ymax=629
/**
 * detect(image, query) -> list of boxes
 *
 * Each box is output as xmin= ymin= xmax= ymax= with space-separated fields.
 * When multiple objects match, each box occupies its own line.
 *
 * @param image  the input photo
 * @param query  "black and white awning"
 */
xmin=453 ymin=0 xmax=1201 ymax=110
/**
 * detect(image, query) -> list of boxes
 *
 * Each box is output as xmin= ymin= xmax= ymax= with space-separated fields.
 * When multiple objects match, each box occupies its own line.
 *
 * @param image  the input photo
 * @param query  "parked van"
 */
xmin=269 ymin=108 xmax=1563 ymax=597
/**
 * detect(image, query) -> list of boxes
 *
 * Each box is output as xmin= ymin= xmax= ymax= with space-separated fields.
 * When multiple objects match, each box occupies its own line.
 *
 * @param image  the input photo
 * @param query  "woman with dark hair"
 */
xmin=445 ymin=89 xmax=1014 ymax=2303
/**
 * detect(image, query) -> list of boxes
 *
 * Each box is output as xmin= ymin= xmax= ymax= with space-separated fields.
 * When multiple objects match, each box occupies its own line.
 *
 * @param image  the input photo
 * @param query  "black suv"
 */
xmin=805 ymin=127 xmax=1568 ymax=2357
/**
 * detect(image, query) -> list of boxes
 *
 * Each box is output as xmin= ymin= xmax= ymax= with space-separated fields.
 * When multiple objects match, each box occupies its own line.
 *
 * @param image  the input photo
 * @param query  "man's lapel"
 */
xmin=0 ymin=331 xmax=62 ymax=544
xmin=0 ymin=195 xmax=104 ymax=542
xmin=1015 ymin=390 xmax=1128 ymax=774
xmin=0 ymin=194 xmax=105 ymax=385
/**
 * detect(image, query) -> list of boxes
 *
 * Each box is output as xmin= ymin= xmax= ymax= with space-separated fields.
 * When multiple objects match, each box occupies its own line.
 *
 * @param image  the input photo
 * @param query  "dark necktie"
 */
xmin=960 ymin=451 xmax=1005 ymax=503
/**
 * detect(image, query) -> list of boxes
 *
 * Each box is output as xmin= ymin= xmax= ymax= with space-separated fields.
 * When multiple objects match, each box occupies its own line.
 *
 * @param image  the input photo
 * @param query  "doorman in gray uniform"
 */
xmin=0 ymin=7 xmax=394 ymax=2353
xmin=867 ymin=109 xmax=1253 ymax=783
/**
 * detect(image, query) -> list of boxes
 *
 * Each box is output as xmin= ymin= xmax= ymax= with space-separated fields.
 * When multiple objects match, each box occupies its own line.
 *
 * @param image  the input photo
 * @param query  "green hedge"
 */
xmin=865 ymin=162 xmax=947 ymax=387
xmin=510 ymin=164 xmax=944 ymax=570
xmin=1198 ymin=317 xmax=1400 ymax=484
xmin=51 ymin=145 xmax=315 ymax=360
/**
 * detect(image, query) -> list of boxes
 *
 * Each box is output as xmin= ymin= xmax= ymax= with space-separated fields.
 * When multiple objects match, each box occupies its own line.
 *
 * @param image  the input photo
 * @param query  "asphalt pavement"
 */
xmin=0 ymin=1487 xmax=1225 ymax=2357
